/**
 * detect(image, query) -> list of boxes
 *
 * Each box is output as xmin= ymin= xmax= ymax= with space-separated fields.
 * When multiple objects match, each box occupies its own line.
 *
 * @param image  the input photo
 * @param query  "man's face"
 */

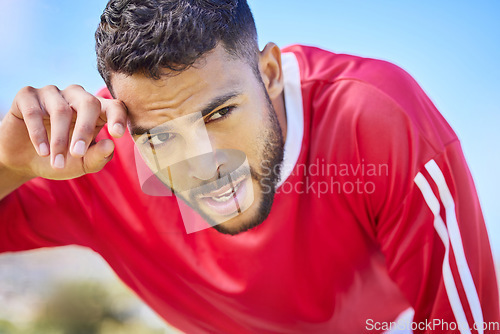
xmin=111 ymin=45 xmax=285 ymax=235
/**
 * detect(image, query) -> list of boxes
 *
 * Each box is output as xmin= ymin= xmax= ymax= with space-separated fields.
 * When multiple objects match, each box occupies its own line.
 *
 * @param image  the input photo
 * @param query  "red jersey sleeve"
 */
xmin=353 ymin=66 xmax=500 ymax=332
xmin=310 ymin=54 xmax=500 ymax=332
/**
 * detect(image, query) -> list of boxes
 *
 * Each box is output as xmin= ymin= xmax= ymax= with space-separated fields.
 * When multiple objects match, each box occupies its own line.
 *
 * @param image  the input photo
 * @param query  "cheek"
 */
xmin=222 ymin=113 xmax=271 ymax=179
xmin=208 ymin=106 xmax=267 ymax=152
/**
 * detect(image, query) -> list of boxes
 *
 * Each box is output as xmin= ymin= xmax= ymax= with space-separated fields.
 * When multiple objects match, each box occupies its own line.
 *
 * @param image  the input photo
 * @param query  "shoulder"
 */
xmin=283 ymin=44 xmax=427 ymax=107
xmin=282 ymin=44 xmax=406 ymax=82
xmin=283 ymin=44 xmax=457 ymax=155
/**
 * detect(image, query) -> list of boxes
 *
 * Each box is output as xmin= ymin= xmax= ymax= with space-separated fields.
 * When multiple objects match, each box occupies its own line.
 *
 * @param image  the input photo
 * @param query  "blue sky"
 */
xmin=0 ymin=1 xmax=499 ymax=255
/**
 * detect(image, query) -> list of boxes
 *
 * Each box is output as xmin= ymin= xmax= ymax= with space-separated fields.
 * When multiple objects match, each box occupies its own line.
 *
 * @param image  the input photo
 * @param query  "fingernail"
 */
xmin=113 ymin=123 xmax=124 ymax=136
xmin=53 ymin=154 xmax=65 ymax=169
xmin=73 ymin=140 xmax=86 ymax=156
xmin=39 ymin=143 xmax=49 ymax=156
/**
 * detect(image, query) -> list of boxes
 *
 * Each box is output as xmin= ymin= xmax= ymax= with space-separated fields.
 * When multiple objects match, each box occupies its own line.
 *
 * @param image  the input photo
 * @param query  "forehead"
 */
xmin=110 ymin=46 xmax=257 ymax=127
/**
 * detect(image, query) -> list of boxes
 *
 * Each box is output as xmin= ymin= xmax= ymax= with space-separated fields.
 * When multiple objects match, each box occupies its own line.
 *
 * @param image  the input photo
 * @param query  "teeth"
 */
xmin=211 ymin=193 xmax=233 ymax=203
xmin=210 ymin=183 xmax=240 ymax=203
xmin=218 ymin=187 xmax=234 ymax=197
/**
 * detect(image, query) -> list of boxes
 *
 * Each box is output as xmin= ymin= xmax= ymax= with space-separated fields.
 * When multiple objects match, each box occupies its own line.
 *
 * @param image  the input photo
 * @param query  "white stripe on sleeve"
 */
xmin=425 ymin=160 xmax=484 ymax=334
xmin=414 ymin=171 xmax=471 ymax=334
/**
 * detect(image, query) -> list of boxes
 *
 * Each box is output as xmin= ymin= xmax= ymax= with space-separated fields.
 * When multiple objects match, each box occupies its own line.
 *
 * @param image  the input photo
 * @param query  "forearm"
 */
xmin=0 ymin=162 xmax=33 ymax=200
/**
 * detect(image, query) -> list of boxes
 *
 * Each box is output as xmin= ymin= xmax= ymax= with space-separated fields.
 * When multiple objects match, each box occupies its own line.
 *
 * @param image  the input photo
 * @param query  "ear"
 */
xmin=258 ymin=42 xmax=284 ymax=100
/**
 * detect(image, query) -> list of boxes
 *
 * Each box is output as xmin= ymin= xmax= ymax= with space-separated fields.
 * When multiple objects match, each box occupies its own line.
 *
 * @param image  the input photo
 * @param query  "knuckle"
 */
xmin=65 ymin=84 xmax=84 ymax=91
xmin=109 ymin=98 xmax=124 ymax=107
xmin=108 ymin=99 xmax=127 ymax=118
xmin=80 ymin=93 xmax=101 ymax=109
xmin=76 ymin=123 xmax=95 ymax=137
xmin=41 ymin=85 xmax=60 ymax=93
xmin=50 ymin=102 xmax=71 ymax=116
xmin=83 ymin=159 xmax=98 ymax=174
xmin=51 ymin=136 xmax=68 ymax=148
xmin=30 ymin=126 xmax=47 ymax=140
xmin=112 ymin=99 xmax=126 ymax=111
xmin=18 ymin=86 xmax=36 ymax=95
xmin=22 ymin=105 xmax=42 ymax=118
xmin=112 ymin=98 xmax=126 ymax=108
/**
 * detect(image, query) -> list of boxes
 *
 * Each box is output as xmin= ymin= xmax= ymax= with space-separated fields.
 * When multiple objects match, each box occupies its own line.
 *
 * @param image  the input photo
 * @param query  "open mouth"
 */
xmin=197 ymin=176 xmax=248 ymax=217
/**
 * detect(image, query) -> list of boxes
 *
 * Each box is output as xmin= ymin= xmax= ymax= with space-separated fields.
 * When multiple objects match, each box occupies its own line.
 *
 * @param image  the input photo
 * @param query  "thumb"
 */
xmin=83 ymin=139 xmax=115 ymax=174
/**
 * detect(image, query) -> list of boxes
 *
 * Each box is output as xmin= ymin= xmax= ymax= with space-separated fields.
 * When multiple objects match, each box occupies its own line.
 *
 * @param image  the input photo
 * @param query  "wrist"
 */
xmin=0 ymin=160 xmax=34 ymax=200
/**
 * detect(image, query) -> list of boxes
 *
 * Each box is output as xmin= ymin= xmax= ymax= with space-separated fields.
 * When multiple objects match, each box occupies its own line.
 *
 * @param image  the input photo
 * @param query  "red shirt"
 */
xmin=1 ymin=45 xmax=498 ymax=333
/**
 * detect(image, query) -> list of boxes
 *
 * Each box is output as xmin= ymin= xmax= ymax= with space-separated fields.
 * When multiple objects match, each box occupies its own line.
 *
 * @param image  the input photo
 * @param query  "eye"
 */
xmin=143 ymin=132 xmax=175 ymax=146
xmin=206 ymin=106 xmax=234 ymax=122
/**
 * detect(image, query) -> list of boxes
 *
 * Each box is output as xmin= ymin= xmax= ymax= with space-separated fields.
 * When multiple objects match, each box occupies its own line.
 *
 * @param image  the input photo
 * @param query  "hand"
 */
xmin=0 ymin=84 xmax=127 ymax=181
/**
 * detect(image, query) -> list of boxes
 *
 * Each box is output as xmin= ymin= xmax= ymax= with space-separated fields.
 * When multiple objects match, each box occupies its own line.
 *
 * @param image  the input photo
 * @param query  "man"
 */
xmin=0 ymin=0 xmax=498 ymax=333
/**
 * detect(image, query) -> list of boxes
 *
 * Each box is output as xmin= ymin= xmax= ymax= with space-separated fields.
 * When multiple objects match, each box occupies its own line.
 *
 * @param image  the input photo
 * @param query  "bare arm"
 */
xmin=0 ymin=160 xmax=33 ymax=200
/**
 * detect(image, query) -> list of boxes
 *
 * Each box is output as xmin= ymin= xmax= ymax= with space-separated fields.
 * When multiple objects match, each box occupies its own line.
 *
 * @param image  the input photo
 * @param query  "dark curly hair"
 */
xmin=95 ymin=0 xmax=259 ymax=90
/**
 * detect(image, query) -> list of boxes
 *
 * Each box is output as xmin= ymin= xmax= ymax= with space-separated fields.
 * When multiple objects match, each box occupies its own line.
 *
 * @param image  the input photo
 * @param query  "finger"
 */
xmin=82 ymin=138 xmax=115 ymax=174
xmin=62 ymin=85 xmax=102 ymax=158
xmin=13 ymin=86 xmax=50 ymax=156
xmin=39 ymin=85 xmax=73 ymax=169
xmin=97 ymin=96 xmax=128 ymax=138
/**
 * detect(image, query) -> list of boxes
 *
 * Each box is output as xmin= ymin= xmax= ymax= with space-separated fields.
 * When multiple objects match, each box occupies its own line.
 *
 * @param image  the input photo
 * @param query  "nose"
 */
xmin=186 ymin=151 xmax=218 ymax=181
xmin=180 ymin=122 xmax=220 ymax=181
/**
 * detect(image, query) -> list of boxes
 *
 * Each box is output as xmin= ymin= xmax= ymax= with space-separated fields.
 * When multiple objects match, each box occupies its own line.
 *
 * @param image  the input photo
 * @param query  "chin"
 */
xmin=210 ymin=189 xmax=275 ymax=236
xmin=211 ymin=207 xmax=264 ymax=235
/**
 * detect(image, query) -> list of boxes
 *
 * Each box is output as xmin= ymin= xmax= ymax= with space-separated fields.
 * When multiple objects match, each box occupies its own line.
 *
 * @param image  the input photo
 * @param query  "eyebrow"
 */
xmin=130 ymin=90 xmax=242 ymax=136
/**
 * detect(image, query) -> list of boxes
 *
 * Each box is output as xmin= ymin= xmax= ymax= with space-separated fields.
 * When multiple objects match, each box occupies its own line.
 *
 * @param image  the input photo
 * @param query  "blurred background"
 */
xmin=0 ymin=0 xmax=499 ymax=333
